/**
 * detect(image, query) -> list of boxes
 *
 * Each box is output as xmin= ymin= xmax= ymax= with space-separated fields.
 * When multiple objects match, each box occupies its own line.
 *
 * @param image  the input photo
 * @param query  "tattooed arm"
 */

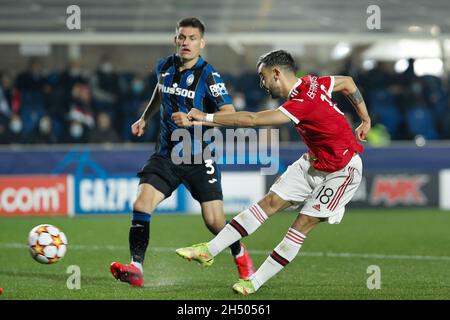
xmin=332 ymin=76 xmax=371 ymax=142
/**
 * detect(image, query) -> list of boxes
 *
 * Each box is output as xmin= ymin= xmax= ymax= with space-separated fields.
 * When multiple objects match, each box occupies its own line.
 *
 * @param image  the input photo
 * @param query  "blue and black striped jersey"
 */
xmin=154 ymin=54 xmax=232 ymax=158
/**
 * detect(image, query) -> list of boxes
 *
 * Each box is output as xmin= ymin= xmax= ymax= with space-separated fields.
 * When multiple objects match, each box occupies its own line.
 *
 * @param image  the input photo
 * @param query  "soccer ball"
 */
xmin=28 ymin=224 xmax=68 ymax=264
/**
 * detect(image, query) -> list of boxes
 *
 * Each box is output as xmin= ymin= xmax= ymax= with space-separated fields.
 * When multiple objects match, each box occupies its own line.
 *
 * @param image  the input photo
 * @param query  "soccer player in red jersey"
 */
xmin=176 ymin=49 xmax=371 ymax=295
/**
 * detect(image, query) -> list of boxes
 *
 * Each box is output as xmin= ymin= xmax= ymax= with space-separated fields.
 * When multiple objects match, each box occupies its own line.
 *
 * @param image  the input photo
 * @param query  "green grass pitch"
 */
xmin=0 ymin=209 xmax=449 ymax=300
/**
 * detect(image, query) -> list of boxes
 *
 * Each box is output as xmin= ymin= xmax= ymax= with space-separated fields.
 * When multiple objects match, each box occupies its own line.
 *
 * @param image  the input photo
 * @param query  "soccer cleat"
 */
xmin=175 ymin=242 xmax=214 ymax=267
xmin=232 ymin=279 xmax=256 ymax=295
xmin=110 ymin=262 xmax=144 ymax=287
xmin=234 ymin=243 xmax=255 ymax=280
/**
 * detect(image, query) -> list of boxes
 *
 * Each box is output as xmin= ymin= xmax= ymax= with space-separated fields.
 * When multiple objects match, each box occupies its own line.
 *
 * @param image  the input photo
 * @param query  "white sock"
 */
xmin=131 ymin=261 xmax=143 ymax=273
xmin=208 ymin=204 xmax=268 ymax=256
xmin=251 ymin=228 xmax=306 ymax=291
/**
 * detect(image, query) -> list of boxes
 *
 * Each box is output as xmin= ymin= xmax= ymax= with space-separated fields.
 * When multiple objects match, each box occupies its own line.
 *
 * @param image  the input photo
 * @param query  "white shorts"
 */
xmin=270 ymin=153 xmax=363 ymax=224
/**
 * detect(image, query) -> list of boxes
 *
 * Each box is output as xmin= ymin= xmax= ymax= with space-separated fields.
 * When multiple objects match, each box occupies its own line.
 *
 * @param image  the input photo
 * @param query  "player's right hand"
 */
xmin=187 ymin=108 xmax=206 ymax=121
xmin=131 ymin=118 xmax=146 ymax=137
xmin=355 ymin=120 xmax=371 ymax=142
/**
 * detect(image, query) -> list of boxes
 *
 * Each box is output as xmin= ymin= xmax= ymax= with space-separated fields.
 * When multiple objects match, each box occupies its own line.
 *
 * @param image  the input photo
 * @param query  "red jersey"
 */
xmin=278 ymin=75 xmax=363 ymax=172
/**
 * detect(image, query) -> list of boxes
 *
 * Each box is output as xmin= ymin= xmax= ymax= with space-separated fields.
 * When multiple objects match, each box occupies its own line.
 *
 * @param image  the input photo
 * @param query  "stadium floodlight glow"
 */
xmin=361 ymin=59 xmax=377 ymax=71
xmin=362 ymin=40 xmax=441 ymax=60
xmin=394 ymin=59 xmax=409 ymax=73
xmin=408 ymin=25 xmax=422 ymax=33
xmin=413 ymin=58 xmax=444 ymax=77
xmin=394 ymin=58 xmax=443 ymax=76
xmin=331 ymin=42 xmax=351 ymax=60
xmin=430 ymin=25 xmax=441 ymax=37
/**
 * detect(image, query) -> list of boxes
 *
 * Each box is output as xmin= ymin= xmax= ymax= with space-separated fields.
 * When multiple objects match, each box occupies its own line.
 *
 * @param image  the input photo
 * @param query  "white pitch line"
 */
xmin=2 ymin=242 xmax=450 ymax=262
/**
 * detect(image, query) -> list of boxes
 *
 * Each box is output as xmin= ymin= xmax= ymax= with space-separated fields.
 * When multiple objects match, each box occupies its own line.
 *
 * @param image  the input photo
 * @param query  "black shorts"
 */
xmin=137 ymin=154 xmax=223 ymax=203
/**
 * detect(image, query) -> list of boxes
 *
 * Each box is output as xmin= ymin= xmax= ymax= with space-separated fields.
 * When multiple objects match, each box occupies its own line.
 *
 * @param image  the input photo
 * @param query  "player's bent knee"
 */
xmin=297 ymin=213 xmax=321 ymax=230
xmin=258 ymin=192 xmax=286 ymax=216
xmin=132 ymin=199 xmax=154 ymax=215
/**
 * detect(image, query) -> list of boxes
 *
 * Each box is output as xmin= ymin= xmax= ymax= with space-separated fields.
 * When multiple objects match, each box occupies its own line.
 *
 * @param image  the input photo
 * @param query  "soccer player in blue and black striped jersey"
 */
xmin=110 ymin=17 xmax=255 ymax=287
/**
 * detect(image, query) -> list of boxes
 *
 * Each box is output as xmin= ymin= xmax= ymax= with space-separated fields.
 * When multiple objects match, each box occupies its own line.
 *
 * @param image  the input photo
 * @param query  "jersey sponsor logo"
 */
xmin=370 ymin=175 xmax=429 ymax=206
xmin=186 ymin=74 xmax=195 ymax=86
xmin=158 ymin=83 xmax=195 ymax=98
xmin=209 ymin=83 xmax=228 ymax=97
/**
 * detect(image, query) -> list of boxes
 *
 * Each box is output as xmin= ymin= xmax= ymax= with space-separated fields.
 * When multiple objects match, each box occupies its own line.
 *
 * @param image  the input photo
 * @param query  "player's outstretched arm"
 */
xmin=174 ymin=104 xmax=236 ymax=127
xmin=188 ymin=108 xmax=291 ymax=127
xmin=131 ymin=87 xmax=161 ymax=137
xmin=332 ymin=76 xmax=371 ymax=142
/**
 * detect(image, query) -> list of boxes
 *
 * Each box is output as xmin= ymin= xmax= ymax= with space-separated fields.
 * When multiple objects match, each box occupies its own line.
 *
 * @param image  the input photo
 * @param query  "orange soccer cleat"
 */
xmin=110 ymin=262 xmax=144 ymax=287
xmin=233 ymin=243 xmax=255 ymax=280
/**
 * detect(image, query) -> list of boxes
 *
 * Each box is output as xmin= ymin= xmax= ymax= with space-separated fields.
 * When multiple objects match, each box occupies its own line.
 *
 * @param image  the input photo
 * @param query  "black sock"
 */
xmin=229 ymin=240 xmax=242 ymax=256
xmin=129 ymin=211 xmax=151 ymax=264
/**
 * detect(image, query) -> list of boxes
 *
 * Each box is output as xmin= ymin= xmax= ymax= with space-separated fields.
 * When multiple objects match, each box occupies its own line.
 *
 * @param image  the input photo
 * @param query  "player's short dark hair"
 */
xmin=177 ymin=17 xmax=205 ymax=36
xmin=257 ymin=50 xmax=298 ymax=73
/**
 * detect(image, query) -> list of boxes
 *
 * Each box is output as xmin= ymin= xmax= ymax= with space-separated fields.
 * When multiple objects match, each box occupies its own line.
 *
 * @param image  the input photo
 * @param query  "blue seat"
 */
xmin=406 ymin=107 xmax=439 ymax=139
xmin=370 ymin=102 xmax=401 ymax=138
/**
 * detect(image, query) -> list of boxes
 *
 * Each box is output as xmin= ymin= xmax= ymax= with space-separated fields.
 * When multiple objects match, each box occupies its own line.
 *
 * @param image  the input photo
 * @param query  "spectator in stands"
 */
xmin=15 ymin=58 xmax=48 ymax=135
xmin=15 ymin=58 xmax=46 ymax=92
xmin=68 ymin=83 xmax=95 ymax=129
xmin=366 ymin=123 xmax=391 ymax=146
xmin=88 ymin=111 xmax=121 ymax=143
xmin=90 ymin=55 xmax=121 ymax=121
xmin=5 ymin=113 xmax=28 ymax=144
xmin=0 ymin=78 xmax=10 ymax=142
xmin=123 ymin=74 xmax=159 ymax=143
xmin=32 ymin=115 xmax=57 ymax=144
xmin=60 ymin=59 xmax=88 ymax=89
xmin=51 ymin=59 xmax=89 ymax=119
xmin=0 ymin=72 xmax=13 ymax=112
xmin=0 ymin=76 xmax=11 ymax=120
xmin=60 ymin=119 xmax=89 ymax=143
xmin=0 ymin=121 xmax=8 ymax=144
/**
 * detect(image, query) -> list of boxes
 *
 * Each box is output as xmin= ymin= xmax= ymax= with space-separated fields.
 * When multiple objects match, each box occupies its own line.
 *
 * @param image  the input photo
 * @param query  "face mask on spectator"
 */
xmin=70 ymin=123 xmax=83 ymax=138
xmin=10 ymin=118 xmax=22 ymax=133
xmin=100 ymin=62 xmax=113 ymax=73
xmin=70 ymin=68 xmax=81 ymax=77
xmin=132 ymin=81 xmax=144 ymax=94
xmin=39 ymin=118 xmax=51 ymax=134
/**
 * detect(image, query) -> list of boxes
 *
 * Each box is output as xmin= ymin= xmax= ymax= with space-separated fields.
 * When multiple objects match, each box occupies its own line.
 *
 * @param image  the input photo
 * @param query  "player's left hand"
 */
xmin=187 ymin=108 xmax=206 ymax=122
xmin=172 ymin=112 xmax=193 ymax=127
xmin=355 ymin=121 xmax=371 ymax=142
